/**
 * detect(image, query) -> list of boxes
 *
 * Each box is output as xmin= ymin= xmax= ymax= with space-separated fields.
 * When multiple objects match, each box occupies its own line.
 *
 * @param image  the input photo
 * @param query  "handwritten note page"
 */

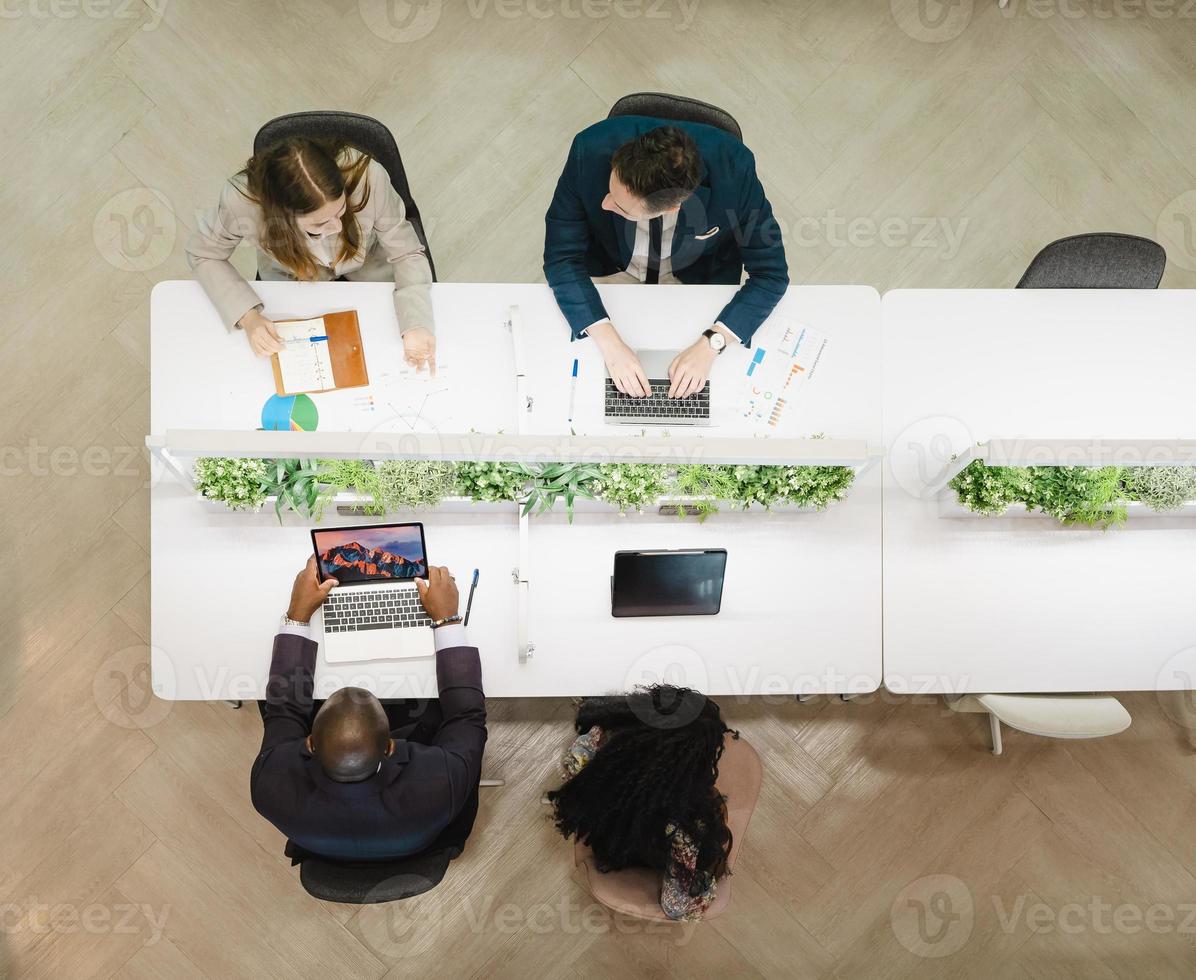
xmin=275 ymin=317 xmax=335 ymax=393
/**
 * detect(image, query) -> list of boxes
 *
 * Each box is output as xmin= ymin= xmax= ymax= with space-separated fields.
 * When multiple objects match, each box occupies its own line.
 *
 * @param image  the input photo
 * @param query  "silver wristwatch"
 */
xmin=702 ymin=328 xmax=727 ymax=354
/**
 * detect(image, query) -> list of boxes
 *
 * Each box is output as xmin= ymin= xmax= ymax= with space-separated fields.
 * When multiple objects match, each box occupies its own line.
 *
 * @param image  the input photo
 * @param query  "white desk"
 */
xmin=882 ymin=290 xmax=1196 ymax=694
xmin=150 ymin=281 xmax=881 ymax=700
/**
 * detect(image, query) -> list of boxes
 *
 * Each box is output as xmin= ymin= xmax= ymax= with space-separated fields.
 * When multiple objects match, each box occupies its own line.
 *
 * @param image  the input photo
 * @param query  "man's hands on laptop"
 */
xmin=668 ymin=336 xmax=717 ymax=399
xmin=288 ymin=556 xmax=338 ymax=623
xmin=587 ymin=321 xmax=650 ymax=398
xmin=416 ymin=566 xmax=459 ymax=621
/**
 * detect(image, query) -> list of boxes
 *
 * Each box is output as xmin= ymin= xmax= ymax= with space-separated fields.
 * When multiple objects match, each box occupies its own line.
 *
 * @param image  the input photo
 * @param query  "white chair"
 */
xmin=948 ymin=694 xmax=1131 ymax=755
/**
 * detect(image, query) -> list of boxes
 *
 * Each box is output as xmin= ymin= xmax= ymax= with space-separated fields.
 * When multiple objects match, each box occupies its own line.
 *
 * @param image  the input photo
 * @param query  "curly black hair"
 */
xmin=547 ymin=685 xmax=734 ymax=892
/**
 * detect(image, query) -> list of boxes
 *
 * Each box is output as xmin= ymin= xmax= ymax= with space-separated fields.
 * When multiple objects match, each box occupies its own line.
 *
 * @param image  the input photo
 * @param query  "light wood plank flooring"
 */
xmin=3 ymin=1 xmax=1196 ymax=976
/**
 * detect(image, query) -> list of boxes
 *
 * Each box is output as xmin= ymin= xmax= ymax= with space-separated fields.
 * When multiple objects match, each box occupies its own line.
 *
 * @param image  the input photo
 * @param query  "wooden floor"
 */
xmin=4 ymin=1 xmax=1196 ymax=977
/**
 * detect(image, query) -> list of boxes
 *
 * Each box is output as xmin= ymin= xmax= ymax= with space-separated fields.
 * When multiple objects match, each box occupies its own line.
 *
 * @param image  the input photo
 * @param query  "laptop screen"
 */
xmin=311 ymin=523 xmax=428 ymax=586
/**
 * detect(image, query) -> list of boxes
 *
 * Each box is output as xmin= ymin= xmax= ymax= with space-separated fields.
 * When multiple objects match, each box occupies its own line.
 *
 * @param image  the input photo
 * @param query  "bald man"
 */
xmin=250 ymin=560 xmax=487 ymax=862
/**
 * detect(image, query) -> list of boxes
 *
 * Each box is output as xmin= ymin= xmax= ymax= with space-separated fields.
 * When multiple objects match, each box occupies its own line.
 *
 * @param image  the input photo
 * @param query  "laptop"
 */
xmin=604 ymin=349 xmax=711 ymax=426
xmin=311 ymin=522 xmax=435 ymax=663
xmin=610 ymin=548 xmax=727 ymax=617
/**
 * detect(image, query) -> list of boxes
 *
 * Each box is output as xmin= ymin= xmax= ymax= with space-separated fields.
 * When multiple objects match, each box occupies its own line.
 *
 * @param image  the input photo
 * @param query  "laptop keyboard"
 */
xmin=604 ymin=378 xmax=710 ymax=421
xmin=322 ymin=587 xmax=431 ymax=632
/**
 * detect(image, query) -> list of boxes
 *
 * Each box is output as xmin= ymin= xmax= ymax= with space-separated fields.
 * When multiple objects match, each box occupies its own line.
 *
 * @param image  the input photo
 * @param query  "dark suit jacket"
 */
xmin=250 ymin=633 xmax=487 ymax=862
xmin=543 ymin=116 xmax=789 ymax=344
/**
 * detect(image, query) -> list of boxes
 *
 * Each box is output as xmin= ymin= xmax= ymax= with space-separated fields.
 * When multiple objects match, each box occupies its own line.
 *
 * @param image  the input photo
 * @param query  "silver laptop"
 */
xmin=311 ymin=522 xmax=435 ymax=663
xmin=604 ymin=349 xmax=711 ymax=426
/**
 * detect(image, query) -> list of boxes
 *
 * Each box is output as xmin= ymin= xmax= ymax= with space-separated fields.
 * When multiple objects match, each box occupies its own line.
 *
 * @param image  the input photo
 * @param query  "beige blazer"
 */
xmin=186 ymin=159 xmax=434 ymax=334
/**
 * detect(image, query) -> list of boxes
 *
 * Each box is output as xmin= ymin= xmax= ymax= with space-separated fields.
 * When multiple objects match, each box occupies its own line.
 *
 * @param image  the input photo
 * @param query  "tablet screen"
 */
xmin=612 ymin=549 xmax=727 ymax=617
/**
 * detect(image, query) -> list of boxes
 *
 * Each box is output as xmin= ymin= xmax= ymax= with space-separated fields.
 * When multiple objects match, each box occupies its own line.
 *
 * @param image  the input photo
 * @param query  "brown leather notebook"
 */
xmin=270 ymin=310 xmax=369 ymax=396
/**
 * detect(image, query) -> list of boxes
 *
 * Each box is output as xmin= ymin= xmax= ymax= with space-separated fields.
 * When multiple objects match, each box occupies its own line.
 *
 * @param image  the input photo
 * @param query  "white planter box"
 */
xmin=937 ymin=493 xmax=1196 ymax=521
xmin=197 ymin=491 xmax=839 ymax=519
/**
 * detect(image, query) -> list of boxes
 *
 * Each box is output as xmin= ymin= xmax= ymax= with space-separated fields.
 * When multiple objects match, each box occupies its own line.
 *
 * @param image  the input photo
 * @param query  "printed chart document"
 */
xmin=737 ymin=316 xmax=828 ymax=432
xmin=274 ymin=316 xmax=336 ymax=393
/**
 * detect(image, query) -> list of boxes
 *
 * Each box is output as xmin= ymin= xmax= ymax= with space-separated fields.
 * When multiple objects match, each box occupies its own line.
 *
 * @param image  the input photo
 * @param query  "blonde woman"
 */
xmin=187 ymin=137 xmax=435 ymax=369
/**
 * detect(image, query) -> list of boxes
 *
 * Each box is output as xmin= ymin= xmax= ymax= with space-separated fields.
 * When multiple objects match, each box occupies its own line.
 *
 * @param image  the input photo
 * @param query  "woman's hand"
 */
xmin=239 ymin=309 xmax=284 ymax=357
xmin=402 ymin=327 xmax=436 ymax=374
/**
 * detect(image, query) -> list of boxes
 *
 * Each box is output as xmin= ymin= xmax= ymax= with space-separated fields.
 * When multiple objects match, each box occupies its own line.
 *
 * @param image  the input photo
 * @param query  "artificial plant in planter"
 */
xmin=948 ymin=460 xmax=1196 ymax=528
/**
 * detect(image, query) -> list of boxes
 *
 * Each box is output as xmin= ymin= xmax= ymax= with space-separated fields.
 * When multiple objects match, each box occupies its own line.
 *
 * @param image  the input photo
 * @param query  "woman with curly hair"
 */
xmin=547 ymin=685 xmax=735 ymax=921
xmin=187 ymin=135 xmax=435 ymax=368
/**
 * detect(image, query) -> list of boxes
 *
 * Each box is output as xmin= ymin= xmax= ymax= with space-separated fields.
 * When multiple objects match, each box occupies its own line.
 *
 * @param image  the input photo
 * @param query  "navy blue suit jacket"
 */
xmin=543 ymin=116 xmax=789 ymax=344
xmin=250 ymin=633 xmax=487 ymax=862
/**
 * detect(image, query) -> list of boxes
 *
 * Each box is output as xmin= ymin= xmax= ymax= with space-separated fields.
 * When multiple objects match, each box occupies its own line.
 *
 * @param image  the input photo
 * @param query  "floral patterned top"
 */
xmin=562 ymin=726 xmax=718 ymax=921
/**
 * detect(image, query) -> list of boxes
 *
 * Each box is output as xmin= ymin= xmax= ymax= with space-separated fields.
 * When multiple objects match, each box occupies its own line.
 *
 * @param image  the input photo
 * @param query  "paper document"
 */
xmin=738 ymin=317 xmax=828 ymax=432
xmin=275 ymin=317 xmax=335 ymax=392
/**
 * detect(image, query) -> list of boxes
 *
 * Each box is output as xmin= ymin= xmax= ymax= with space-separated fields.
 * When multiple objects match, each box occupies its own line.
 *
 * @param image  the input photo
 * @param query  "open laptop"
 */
xmin=604 ymin=349 xmax=711 ymax=426
xmin=311 ymin=522 xmax=434 ymax=663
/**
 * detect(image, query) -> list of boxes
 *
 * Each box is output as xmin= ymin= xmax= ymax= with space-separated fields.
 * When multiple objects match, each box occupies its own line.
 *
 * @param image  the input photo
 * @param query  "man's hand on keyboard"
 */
xmin=416 ymin=566 xmax=460 ymax=621
xmin=588 ymin=320 xmax=650 ymax=397
xmin=668 ymin=338 xmax=718 ymax=399
xmin=287 ymin=556 xmax=338 ymax=624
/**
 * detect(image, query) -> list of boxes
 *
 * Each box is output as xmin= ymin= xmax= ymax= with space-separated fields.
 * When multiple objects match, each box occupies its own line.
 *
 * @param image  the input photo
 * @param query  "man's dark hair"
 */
xmin=611 ymin=126 xmax=701 ymax=212
xmin=311 ymin=687 xmax=390 ymax=782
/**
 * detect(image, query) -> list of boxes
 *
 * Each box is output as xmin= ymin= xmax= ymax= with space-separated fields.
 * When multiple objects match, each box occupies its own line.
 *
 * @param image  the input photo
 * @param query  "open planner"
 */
xmin=271 ymin=310 xmax=369 ymax=395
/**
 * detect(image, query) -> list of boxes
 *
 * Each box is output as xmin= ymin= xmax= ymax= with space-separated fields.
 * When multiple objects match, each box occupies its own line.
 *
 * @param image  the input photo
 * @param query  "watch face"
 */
xmin=709 ymin=332 xmax=726 ymax=351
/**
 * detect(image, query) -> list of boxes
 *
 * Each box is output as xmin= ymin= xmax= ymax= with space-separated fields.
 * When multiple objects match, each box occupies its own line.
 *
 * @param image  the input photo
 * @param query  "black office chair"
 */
xmin=1016 ymin=233 xmax=1165 ymax=289
xmin=286 ymin=841 xmax=456 ymax=904
xmin=608 ymin=92 xmax=742 ymax=141
xmin=254 ymin=110 xmax=436 ymax=280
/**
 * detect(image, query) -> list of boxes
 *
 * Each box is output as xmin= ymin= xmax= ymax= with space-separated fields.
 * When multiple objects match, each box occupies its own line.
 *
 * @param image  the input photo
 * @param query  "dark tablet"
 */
xmin=611 ymin=549 xmax=727 ymax=618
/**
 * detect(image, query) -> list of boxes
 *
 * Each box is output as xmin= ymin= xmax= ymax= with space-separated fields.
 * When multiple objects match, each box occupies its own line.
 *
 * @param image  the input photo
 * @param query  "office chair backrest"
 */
xmin=253 ymin=110 xmax=436 ymax=280
xmin=1016 ymin=233 xmax=1165 ymax=289
xmin=293 ymin=845 xmax=455 ymax=904
xmin=608 ymin=92 xmax=743 ymax=141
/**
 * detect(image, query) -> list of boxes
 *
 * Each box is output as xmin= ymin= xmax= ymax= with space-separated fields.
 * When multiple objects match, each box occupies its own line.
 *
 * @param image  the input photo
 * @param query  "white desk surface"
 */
xmin=882 ymin=290 xmax=1196 ymax=694
xmin=151 ymin=281 xmax=881 ymax=699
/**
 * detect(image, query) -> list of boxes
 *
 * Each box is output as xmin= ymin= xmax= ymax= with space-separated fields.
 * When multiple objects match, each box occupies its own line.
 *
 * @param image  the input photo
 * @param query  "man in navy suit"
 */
xmin=250 ymin=560 xmax=486 ymax=862
xmin=544 ymin=117 xmax=788 ymax=398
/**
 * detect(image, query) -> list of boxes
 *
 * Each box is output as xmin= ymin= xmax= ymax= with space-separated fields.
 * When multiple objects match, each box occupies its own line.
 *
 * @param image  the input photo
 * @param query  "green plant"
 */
xmin=372 ymin=460 xmax=459 ymax=511
xmin=194 ymin=457 xmax=270 ymax=512
xmin=1026 ymin=466 xmax=1128 ymax=528
xmin=454 ymin=461 xmax=531 ymax=503
xmin=522 ymin=462 xmax=602 ymax=522
xmin=262 ymin=458 xmax=333 ymax=523
xmin=670 ymin=464 xmax=741 ymax=520
xmin=592 ymin=463 xmax=671 ymax=514
xmin=729 ymin=464 xmax=856 ymax=511
xmin=949 ymin=460 xmax=1034 ymax=516
xmin=1124 ymin=466 xmax=1196 ymax=512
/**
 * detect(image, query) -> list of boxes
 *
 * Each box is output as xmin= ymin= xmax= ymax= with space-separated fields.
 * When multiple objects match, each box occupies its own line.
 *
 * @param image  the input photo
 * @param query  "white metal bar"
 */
xmin=516 ymin=507 xmax=532 ymax=663
xmin=506 ymin=305 xmax=532 ymax=430
xmin=158 ymin=429 xmax=874 ymax=467
xmin=146 ymin=435 xmax=196 ymax=491
xmin=923 ymin=443 xmax=978 ymax=498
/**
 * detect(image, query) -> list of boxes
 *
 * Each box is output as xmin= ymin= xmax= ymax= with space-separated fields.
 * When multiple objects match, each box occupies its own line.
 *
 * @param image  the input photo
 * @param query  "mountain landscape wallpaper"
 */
xmin=312 ymin=526 xmax=427 ymax=584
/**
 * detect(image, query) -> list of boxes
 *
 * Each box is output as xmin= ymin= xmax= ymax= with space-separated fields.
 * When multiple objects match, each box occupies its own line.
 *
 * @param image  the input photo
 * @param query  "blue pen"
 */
xmin=567 ymin=358 xmax=579 ymax=423
xmin=463 ymin=569 xmax=480 ymax=627
xmin=309 ymin=335 xmax=329 ymax=342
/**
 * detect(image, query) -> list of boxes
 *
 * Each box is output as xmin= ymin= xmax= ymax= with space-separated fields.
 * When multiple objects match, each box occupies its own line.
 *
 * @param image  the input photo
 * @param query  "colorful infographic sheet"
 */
xmin=737 ymin=317 xmax=828 ymax=433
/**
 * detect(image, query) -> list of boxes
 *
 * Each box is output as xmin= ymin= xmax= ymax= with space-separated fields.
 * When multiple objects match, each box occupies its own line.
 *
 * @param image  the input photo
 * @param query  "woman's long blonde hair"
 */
xmin=238 ymin=137 xmax=372 ymax=280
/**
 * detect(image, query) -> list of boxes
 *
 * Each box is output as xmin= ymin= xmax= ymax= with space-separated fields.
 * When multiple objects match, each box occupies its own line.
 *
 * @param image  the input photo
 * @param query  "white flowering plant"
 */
xmin=194 ymin=457 xmax=271 ymax=512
